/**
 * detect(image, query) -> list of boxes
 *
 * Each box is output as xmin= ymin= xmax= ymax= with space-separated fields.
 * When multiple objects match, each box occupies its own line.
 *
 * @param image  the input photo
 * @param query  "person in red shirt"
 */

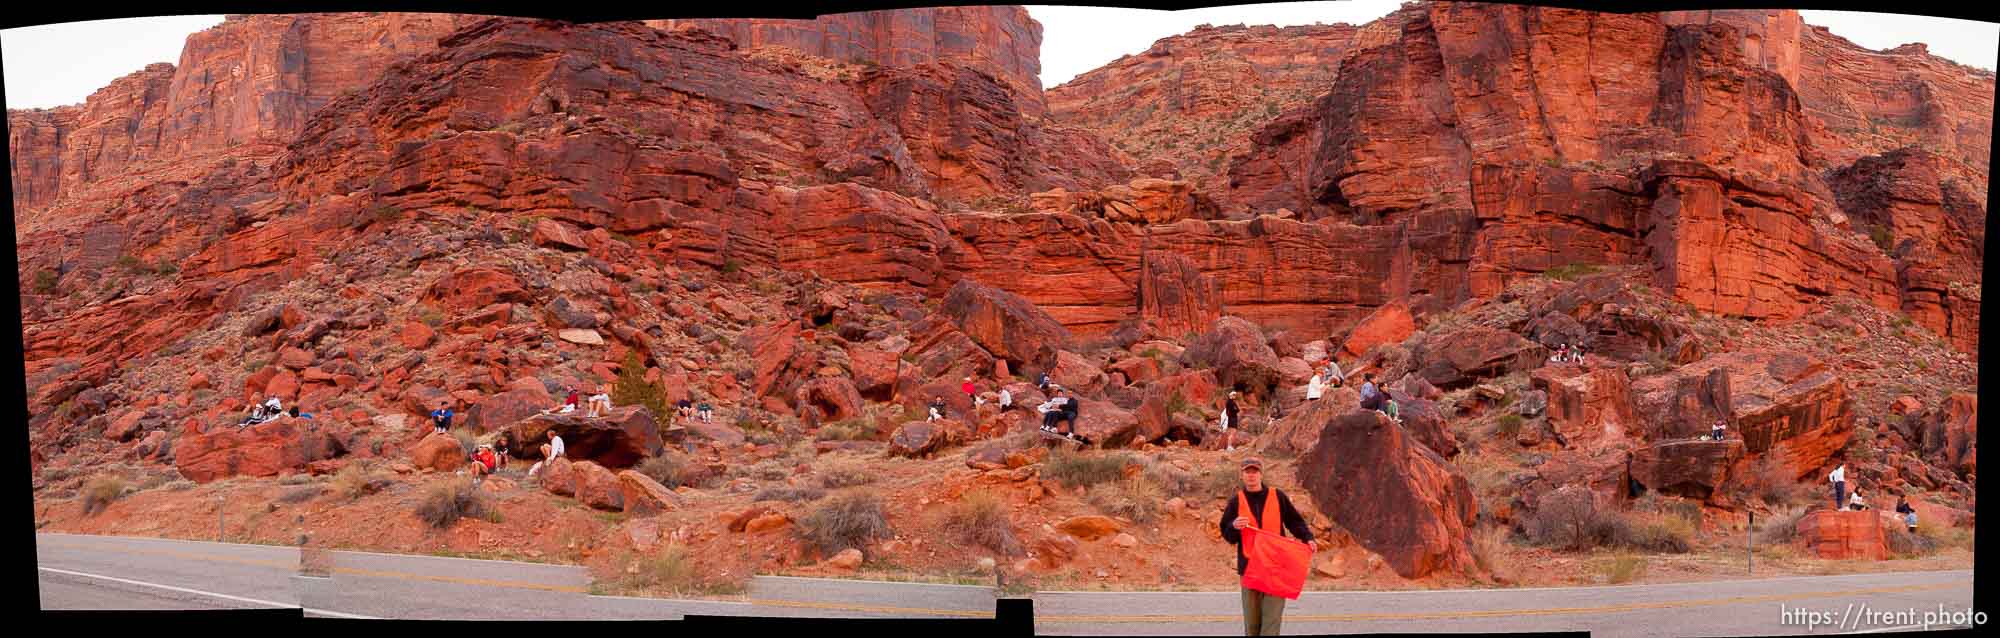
xmin=470 ymin=445 xmax=498 ymax=483
xmin=961 ymin=376 xmax=977 ymax=405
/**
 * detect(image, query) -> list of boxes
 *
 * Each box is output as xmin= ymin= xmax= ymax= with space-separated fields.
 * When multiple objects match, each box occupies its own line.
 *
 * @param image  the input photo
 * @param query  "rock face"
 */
xmin=649 ymin=6 xmax=1047 ymax=117
xmin=1047 ymin=23 xmax=1365 ymax=196
xmin=174 ymin=418 xmax=346 ymax=483
xmin=505 ymin=407 xmax=661 ymax=469
xmin=459 ymin=387 xmax=554 ymax=433
xmin=888 ymin=420 xmax=967 ymax=458
xmin=1182 ymin=316 xmax=1283 ymax=397
xmin=1338 ymin=301 xmax=1414 ymax=358
xmin=409 ymin=432 xmax=467 ymax=471
xmin=1633 ymin=351 xmax=1853 ymax=481
xmin=1298 ymin=410 xmax=1479 ymax=579
xmin=1029 ymin=178 xmax=1211 ymax=223
xmin=1531 ymin=365 xmax=1638 ymax=448
xmin=1629 ymin=440 xmax=1745 ymax=503
xmin=1137 ymin=251 xmax=1223 ymax=341
xmin=1796 ymin=510 xmax=1887 ymax=560
xmin=939 ymin=279 xmax=1073 ymax=374
xmin=1917 ymin=393 xmax=1976 ymax=478
xmin=1409 ymin=325 xmax=1542 ymax=390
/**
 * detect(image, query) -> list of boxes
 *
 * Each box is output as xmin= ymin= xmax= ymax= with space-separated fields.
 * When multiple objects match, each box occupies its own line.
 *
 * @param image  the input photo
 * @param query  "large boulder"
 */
xmin=1796 ymin=510 xmax=1886 ymax=560
xmin=939 ymin=279 xmax=1072 ymax=373
xmin=1409 ymin=325 xmax=1543 ymax=390
xmin=1636 ymin=351 xmax=1853 ymax=482
xmin=567 ymin=461 xmax=625 ymax=510
xmin=1182 ymin=316 xmax=1284 ymax=397
xmin=1629 ymin=440 xmax=1744 ymax=503
xmin=1262 ymin=387 xmax=1358 ymax=457
xmin=794 ymin=377 xmax=866 ymax=423
xmin=459 ymin=386 xmax=555 ymax=433
xmin=844 ymin=343 xmax=900 ymax=401
xmin=1067 ymin=399 xmax=1139 ymax=448
xmin=1531 ymin=365 xmax=1637 ymax=447
xmin=1049 ymin=351 xmax=1108 ymax=395
xmin=174 ymin=418 xmax=346 ymax=483
xmin=744 ymin=322 xmax=811 ymax=400
xmin=1917 ymin=394 xmax=1976 ymax=478
xmin=888 ymin=419 xmax=969 ymax=458
xmin=409 ymin=432 xmax=468 ymax=471
xmin=504 ymin=407 xmax=662 ymax=469
xmin=1298 ymin=410 xmax=1479 ymax=579
xmin=1394 ymin=397 xmax=1459 ymax=459
xmin=1339 ymin=301 xmax=1415 ymax=358
xmin=617 ymin=470 xmax=681 ymax=515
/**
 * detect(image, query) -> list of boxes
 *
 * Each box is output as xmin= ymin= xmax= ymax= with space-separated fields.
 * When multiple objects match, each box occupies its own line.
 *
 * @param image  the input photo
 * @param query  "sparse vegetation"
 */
xmin=817 ymin=462 xmax=877 ymax=489
xmin=333 ymin=463 xmax=390 ymax=500
xmin=278 ymin=474 xmax=315 ymax=486
xmin=1601 ymin=551 xmax=1648 ymax=584
xmin=611 ymin=351 xmax=670 ymax=422
xmin=32 ymin=269 xmax=61 ymax=294
xmin=940 ymin=490 xmax=1024 ymax=557
xmin=1492 ymin=414 xmax=1525 ymax=439
xmin=414 ymin=477 xmax=496 ymax=529
xmin=277 ymin=484 xmax=325 ymax=504
xmin=1758 ymin=506 xmax=1810 ymax=546
xmin=797 ymin=491 xmax=893 ymax=557
xmin=815 ymin=419 xmax=875 ymax=441
xmin=1542 ymin=263 xmax=1602 ymax=281
xmin=636 ymin=453 xmax=712 ymax=489
xmin=753 ymin=486 xmax=827 ymax=503
xmin=164 ymin=479 xmax=197 ymax=492
xmin=1525 ymin=488 xmax=1691 ymax=553
xmin=1086 ymin=478 xmax=1164 ymax=524
xmin=1865 ymin=224 xmax=1895 ymax=252
xmin=618 ymin=543 xmax=746 ymax=596
xmin=81 ymin=476 xmax=127 ymax=515
xmin=1045 ymin=448 xmax=1137 ymax=489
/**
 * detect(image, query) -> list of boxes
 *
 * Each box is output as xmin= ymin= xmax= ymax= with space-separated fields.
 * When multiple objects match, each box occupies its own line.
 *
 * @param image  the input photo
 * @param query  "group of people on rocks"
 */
xmin=1826 ymin=462 xmax=1920 ymax=532
xmin=1549 ymin=343 xmax=1586 ymax=364
xmin=533 ymin=385 xmax=615 ymax=418
xmin=239 ymin=396 xmax=314 ymax=427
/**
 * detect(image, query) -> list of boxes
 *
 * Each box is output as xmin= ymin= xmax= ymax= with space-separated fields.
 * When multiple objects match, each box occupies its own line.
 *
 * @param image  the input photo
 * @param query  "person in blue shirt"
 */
xmin=431 ymin=402 xmax=454 ymax=435
xmin=1358 ymin=374 xmax=1382 ymax=411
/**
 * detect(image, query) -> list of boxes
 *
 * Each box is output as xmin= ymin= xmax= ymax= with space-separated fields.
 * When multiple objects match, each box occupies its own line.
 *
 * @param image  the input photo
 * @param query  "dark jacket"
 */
xmin=1896 ymin=501 xmax=1915 ymax=515
xmin=1219 ymin=487 xmax=1315 ymax=575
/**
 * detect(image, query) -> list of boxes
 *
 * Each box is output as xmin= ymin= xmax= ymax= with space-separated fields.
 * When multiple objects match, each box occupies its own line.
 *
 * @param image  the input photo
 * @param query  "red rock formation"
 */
xmin=1531 ymin=365 xmax=1638 ymax=448
xmin=174 ymin=417 xmax=345 ymax=482
xmin=1629 ymin=440 xmax=1745 ymax=503
xmin=1635 ymin=351 xmax=1854 ymax=482
xmin=1182 ymin=316 xmax=1284 ymax=397
xmin=504 ymin=408 xmax=661 ymax=470
xmin=649 ymin=6 xmax=1046 ymax=116
xmin=1048 ymin=23 xmax=1364 ymax=195
xmin=1338 ymin=300 xmax=1414 ymax=358
xmin=939 ymin=278 xmax=1073 ymax=373
xmin=1796 ymin=509 xmax=1887 ymax=560
xmin=1299 ymin=410 xmax=1479 ymax=579
xmin=409 ymin=432 xmax=467 ymax=471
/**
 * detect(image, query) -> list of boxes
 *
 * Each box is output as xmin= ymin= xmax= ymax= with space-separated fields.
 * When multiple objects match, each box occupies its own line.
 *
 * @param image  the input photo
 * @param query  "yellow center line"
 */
xmin=1036 ymin=582 xmax=1968 ymax=624
xmin=325 ymin=566 xmax=587 ymax=593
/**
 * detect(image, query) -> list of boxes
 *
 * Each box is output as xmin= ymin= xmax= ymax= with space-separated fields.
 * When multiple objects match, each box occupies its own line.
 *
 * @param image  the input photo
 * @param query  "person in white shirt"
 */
xmin=1306 ymin=372 xmax=1325 ymax=401
xmin=1829 ymin=464 xmax=1847 ymax=511
xmin=1847 ymin=489 xmax=1868 ymax=511
xmin=586 ymin=387 xmax=612 ymax=417
xmin=998 ymin=388 xmax=1013 ymax=412
xmin=529 ymin=430 xmax=566 ymax=477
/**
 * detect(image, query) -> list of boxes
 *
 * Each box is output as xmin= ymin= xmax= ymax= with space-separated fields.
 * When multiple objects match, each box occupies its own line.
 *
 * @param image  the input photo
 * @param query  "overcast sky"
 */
xmin=2 ymin=6 xmax=1995 ymax=110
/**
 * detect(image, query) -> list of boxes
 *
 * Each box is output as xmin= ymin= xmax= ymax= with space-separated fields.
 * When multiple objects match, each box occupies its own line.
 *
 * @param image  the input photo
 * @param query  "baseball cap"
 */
xmin=1240 ymin=457 xmax=1263 ymax=471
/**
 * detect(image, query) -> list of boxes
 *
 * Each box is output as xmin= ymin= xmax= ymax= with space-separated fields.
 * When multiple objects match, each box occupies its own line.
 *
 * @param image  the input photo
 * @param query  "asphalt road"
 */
xmin=38 ymin=532 xmax=1978 ymax=635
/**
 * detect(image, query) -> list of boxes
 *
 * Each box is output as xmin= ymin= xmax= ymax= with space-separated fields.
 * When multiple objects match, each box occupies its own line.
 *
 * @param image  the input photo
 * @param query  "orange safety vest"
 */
xmin=1237 ymin=488 xmax=1286 ymax=537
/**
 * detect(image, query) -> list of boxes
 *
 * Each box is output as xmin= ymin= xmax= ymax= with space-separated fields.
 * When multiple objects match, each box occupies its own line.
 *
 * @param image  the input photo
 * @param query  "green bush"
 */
xmin=797 ymin=491 xmax=893 ymax=557
xmin=1542 ymin=263 xmax=1602 ymax=281
xmin=415 ymin=477 xmax=495 ymax=529
xmin=1044 ymin=448 xmax=1137 ymax=489
xmin=611 ymin=351 xmax=670 ymax=420
xmin=32 ymin=269 xmax=60 ymax=294
xmin=1492 ymin=414 xmax=1525 ymax=439
xmin=941 ymin=490 xmax=1024 ymax=557
xmin=1866 ymin=224 xmax=1895 ymax=252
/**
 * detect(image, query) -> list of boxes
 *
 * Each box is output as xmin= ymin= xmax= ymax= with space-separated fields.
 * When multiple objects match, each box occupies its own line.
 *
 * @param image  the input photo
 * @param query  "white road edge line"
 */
xmin=39 ymin=566 xmax=379 ymax=619
xmin=1844 ymin=624 xmax=1938 ymax=634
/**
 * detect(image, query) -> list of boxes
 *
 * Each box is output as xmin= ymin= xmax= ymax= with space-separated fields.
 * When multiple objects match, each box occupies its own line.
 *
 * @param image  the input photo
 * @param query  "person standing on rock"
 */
xmin=1220 ymin=457 xmax=1316 ymax=636
xmin=1829 ymin=464 xmax=1847 ymax=511
xmin=431 ymin=402 xmax=454 ymax=435
xmin=1221 ymin=392 xmax=1241 ymax=451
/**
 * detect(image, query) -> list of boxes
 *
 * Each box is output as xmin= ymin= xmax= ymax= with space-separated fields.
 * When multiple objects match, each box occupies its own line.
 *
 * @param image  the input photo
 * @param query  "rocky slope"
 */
xmin=12 ymin=3 xmax=1982 ymax=590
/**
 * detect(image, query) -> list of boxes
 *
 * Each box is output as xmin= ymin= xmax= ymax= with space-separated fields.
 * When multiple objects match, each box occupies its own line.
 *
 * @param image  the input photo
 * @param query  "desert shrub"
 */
xmin=1746 ymin=455 xmax=1810 ymax=507
xmin=720 ymin=258 xmax=743 ymax=275
xmin=1758 ymin=506 xmax=1810 ymax=546
xmin=1468 ymin=524 xmax=1514 ymax=578
xmin=816 ymin=419 xmax=875 ymax=441
xmin=164 ymin=480 xmax=197 ymax=492
xmin=1886 ymin=525 xmax=1938 ymax=558
xmin=414 ymin=477 xmax=495 ymax=529
xmin=1611 ymin=512 xmax=1693 ymax=553
xmin=1525 ymin=488 xmax=1612 ymax=551
xmin=81 ymin=476 xmax=127 ymax=515
xmin=450 ymin=429 xmax=478 ymax=456
xmin=797 ymin=491 xmax=893 ymax=557
xmin=1141 ymin=459 xmax=1200 ymax=498
xmin=332 ymin=464 xmax=389 ymax=500
xmin=1045 ymin=448 xmax=1137 ymax=489
xmin=817 ymin=462 xmax=876 ymax=489
xmin=278 ymin=474 xmax=315 ymax=486
xmin=636 ymin=453 xmax=712 ymax=489
xmin=1492 ymin=414 xmax=1525 ymax=439
xmin=278 ymin=484 xmax=325 ymax=504
xmin=1203 ymin=466 xmax=1246 ymax=500
xmin=619 ymin=543 xmax=744 ymax=595
xmin=753 ymin=486 xmax=827 ymax=503
xmin=1543 ymin=263 xmax=1601 ymax=281
xmin=611 ymin=351 xmax=670 ymax=421
xmin=1866 ymin=224 xmax=1895 ymax=252
xmin=32 ymin=269 xmax=61 ymax=294
xmin=1086 ymin=478 xmax=1163 ymax=524
xmin=738 ymin=460 xmax=790 ymax=481
xmin=1602 ymin=552 xmax=1648 ymax=584
xmin=941 ymin=490 xmax=1024 ymax=557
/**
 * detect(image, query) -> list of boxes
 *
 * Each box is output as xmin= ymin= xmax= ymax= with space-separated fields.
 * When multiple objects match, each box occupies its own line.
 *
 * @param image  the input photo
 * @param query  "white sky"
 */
xmin=1 ymin=6 xmax=1994 ymax=110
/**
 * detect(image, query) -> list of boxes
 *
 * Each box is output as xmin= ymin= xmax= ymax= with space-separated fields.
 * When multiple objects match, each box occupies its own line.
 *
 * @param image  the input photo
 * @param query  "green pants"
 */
xmin=1241 ymin=586 xmax=1286 ymax=635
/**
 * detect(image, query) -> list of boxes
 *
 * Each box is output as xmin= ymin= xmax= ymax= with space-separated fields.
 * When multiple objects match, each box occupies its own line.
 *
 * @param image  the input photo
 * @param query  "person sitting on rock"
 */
xmin=586 ymin=387 xmax=612 ymax=418
xmin=1709 ymin=417 xmax=1727 ymax=441
xmin=431 ymin=402 xmax=454 ymax=435
xmin=998 ymin=388 xmax=1013 ymax=412
xmin=1038 ymin=390 xmax=1070 ymax=433
xmin=1324 ymin=359 xmax=1344 ymax=388
xmin=1044 ymin=389 xmax=1084 ymax=442
xmin=1848 ymin=488 xmax=1868 ymax=511
xmin=493 ymin=434 xmax=512 ymax=468
xmin=1358 ymin=375 xmax=1383 ymax=411
xmin=287 ymin=406 xmax=314 ymax=420
xmin=697 ymin=400 xmax=712 ymax=423
xmin=1306 ymin=371 xmax=1325 ymax=402
xmin=542 ymin=386 xmax=579 ymax=415
xmin=1037 ymin=372 xmax=1052 ymax=393
xmin=1384 ymin=397 xmax=1401 ymax=423
xmin=470 ymin=445 xmax=498 ymax=483
xmin=676 ymin=398 xmax=694 ymax=423
xmin=1895 ymin=495 xmax=1917 ymax=533
xmin=528 ymin=430 xmax=565 ymax=478
xmin=928 ymin=396 xmax=947 ymax=422
xmin=241 ymin=403 xmax=267 ymax=427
